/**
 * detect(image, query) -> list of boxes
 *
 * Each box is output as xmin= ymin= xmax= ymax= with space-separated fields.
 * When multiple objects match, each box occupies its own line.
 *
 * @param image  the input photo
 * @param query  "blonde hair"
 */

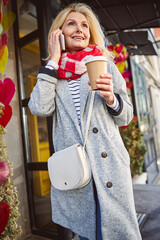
xmin=47 ymin=3 xmax=113 ymax=59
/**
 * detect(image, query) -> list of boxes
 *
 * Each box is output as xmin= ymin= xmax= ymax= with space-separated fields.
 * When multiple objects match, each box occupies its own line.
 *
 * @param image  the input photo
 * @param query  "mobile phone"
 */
xmin=60 ymin=34 xmax=65 ymax=51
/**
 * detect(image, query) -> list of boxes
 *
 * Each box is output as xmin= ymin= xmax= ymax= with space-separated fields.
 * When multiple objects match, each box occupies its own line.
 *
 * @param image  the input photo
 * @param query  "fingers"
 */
xmin=100 ymin=74 xmax=112 ymax=79
xmin=49 ymin=29 xmax=62 ymax=47
xmin=96 ymin=74 xmax=113 ymax=92
xmin=96 ymin=74 xmax=114 ymax=104
xmin=48 ymin=28 xmax=62 ymax=63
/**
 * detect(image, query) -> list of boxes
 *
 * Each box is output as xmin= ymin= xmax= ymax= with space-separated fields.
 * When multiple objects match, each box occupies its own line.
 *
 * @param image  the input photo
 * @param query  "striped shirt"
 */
xmin=67 ymin=79 xmax=81 ymax=123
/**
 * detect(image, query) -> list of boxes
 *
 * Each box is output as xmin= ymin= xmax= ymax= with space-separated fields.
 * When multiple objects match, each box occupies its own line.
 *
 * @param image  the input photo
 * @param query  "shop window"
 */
xmin=131 ymin=61 xmax=150 ymax=134
xmin=31 ymin=170 xmax=58 ymax=233
xmin=131 ymin=58 xmax=158 ymax=183
xmin=20 ymin=40 xmax=40 ymax=99
xmin=13 ymin=0 xmax=70 ymax=237
xmin=17 ymin=0 xmax=38 ymax=38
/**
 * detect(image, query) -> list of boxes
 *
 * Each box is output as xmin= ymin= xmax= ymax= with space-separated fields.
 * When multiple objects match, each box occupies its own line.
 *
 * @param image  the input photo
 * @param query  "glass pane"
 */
xmin=141 ymin=92 xmax=147 ymax=112
xmin=134 ymin=64 xmax=139 ymax=85
xmin=17 ymin=0 xmax=38 ymax=38
xmin=31 ymin=171 xmax=58 ymax=232
xmin=144 ymin=138 xmax=158 ymax=184
xmin=145 ymin=94 xmax=149 ymax=112
xmin=141 ymin=72 xmax=146 ymax=89
xmin=27 ymin=107 xmax=49 ymax=162
xmin=20 ymin=40 xmax=40 ymax=99
xmin=150 ymin=139 xmax=157 ymax=160
xmin=137 ymin=89 xmax=142 ymax=112
xmin=38 ymin=117 xmax=49 ymax=143
xmin=140 ymin=113 xmax=145 ymax=132
xmin=143 ymin=114 xmax=149 ymax=133
xmin=138 ymin=68 xmax=142 ymax=87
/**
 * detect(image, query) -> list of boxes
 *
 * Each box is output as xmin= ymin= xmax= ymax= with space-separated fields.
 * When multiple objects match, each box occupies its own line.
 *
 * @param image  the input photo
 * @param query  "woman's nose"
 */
xmin=76 ymin=25 xmax=82 ymax=33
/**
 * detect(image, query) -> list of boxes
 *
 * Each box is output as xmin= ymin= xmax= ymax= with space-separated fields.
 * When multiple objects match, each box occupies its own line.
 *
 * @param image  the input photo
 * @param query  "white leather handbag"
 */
xmin=48 ymin=91 xmax=95 ymax=191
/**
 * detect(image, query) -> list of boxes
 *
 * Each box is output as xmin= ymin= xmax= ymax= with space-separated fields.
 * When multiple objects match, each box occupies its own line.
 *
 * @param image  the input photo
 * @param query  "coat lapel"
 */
xmin=80 ymin=73 xmax=91 ymax=119
xmin=56 ymin=79 xmax=82 ymax=136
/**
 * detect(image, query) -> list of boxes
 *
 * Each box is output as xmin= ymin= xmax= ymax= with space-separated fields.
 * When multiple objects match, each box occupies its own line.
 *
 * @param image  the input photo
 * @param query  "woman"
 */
xmin=28 ymin=3 xmax=142 ymax=240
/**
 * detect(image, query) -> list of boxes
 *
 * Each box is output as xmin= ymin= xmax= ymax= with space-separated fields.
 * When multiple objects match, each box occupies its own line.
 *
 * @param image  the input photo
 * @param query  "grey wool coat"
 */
xmin=28 ymin=60 xmax=142 ymax=240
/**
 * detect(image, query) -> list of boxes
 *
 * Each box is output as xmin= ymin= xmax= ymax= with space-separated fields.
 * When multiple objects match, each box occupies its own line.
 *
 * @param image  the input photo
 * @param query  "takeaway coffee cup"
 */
xmin=85 ymin=56 xmax=107 ymax=90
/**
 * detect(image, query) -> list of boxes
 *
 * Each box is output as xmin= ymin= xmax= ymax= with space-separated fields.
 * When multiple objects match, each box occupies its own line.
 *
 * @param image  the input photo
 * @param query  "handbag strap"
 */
xmin=83 ymin=91 xmax=95 ymax=148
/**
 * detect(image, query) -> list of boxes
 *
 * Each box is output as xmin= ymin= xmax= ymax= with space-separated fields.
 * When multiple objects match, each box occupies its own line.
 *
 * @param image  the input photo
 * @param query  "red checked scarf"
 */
xmin=58 ymin=45 xmax=102 ymax=80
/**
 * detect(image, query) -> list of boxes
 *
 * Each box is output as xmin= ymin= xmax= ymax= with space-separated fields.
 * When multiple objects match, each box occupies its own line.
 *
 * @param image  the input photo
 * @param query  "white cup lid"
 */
xmin=85 ymin=56 xmax=107 ymax=65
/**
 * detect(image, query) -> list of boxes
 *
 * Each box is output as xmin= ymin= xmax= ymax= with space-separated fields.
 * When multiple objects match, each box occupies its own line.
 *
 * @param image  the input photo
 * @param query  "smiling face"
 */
xmin=61 ymin=12 xmax=90 ymax=54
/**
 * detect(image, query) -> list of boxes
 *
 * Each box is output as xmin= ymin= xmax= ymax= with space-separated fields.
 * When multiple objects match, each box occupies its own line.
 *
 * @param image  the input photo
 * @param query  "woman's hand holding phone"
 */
xmin=48 ymin=29 xmax=65 ymax=64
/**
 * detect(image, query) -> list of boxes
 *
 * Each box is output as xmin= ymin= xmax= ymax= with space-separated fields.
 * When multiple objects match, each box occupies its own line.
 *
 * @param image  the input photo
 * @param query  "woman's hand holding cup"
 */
xmin=48 ymin=28 xmax=62 ymax=64
xmin=96 ymin=74 xmax=114 ymax=105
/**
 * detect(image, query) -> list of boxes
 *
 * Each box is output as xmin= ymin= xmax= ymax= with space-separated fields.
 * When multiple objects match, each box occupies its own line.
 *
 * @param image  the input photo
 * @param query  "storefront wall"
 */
xmin=9 ymin=0 xmax=71 ymax=239
xmin=150 ymin=85 xmax=160 ymax=159
xmin=3 ymin=2 xmax=31 ymax=239
xmin=134 ymin=55 xmax=160 ymax=159
xmin=131 ymin=55 xmax=160 ymax=183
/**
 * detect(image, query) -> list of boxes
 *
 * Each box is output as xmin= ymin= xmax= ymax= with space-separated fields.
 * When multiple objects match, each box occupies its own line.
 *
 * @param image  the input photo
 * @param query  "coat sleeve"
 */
xmin=107 ymin=60 xmax=134 ymax=127
xmin=28 ymin=66 xmax=57 ymax=117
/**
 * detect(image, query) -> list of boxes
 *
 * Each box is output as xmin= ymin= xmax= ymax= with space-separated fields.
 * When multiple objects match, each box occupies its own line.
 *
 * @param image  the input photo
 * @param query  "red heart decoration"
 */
xmin=115 ymin=44 xmax=123 ymax=54
xmin=0 ymin=202 xmax=10 ymax=235
xmin=126 ymin=81 xmax=133 ymax=89
xmin=0 ymin=33 xmax=8 ymax=49
xmin=3 ymin=0 xmax=9 ymax=6
xmin=0 ymin=78 xmax=15 ymax=105
xmin=0 ymin=161 xmax=10 ymax=185
xmin=0 ymin=105 xmax=12 ymax=128
xmin=122 ymin=71 xmax=132 ymax=79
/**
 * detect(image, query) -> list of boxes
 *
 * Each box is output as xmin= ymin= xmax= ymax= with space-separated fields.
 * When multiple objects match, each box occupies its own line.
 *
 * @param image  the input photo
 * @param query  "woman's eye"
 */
xmin=82 ymin=24 xmax=88 ymax=28
xmin=68 ymin=22 xmax=74 ymax=26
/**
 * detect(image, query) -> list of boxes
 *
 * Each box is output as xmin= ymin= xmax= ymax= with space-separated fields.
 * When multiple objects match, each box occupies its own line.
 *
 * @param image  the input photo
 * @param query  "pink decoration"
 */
xmin=0 ymin=105 xmax=12 ymax=128
xmin=0 ymin=202 xmax=10 ymax=235
xmin=0 ymin=33 xmax=8 ymax=49
xmin=0 ymin=78 xmax=15 ymax=105
xmin=115 ymin=44 xmax=123 ymax=54
xmin=0 ymin=161 xmax=9 ymax=185
xmin=132 ymin=116 xmax=138 ymax=122
xmin=114 ymin=53 xmax=125 ymax=63
xmin=107 ymin=45 xmax=114 ymax=51
xmin=122 ymin=71 xmax=132 ymax=79
xmin=2 ymin=0 xmax=9 ymax=6
xmin=126 ymin=81 xmax=133 ymax=89
xmin=121 ymin=125 xmax=128 ymax=129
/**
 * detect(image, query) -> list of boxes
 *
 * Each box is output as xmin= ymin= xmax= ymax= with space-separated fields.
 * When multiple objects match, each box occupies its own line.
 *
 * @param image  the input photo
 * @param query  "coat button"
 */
xmin=93 ymin=127 xmax=98 ymax=133
xmin=106 ymin=182 xmax=113 ymax=188
xmin=101 ymin=152 xmax=107 ymax=158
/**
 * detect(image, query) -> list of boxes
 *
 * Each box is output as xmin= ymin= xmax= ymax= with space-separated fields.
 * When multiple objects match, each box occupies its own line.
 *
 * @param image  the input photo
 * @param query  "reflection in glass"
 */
xmin=31 ymin=171 xmax=58 ymax=232
xmin=141 ymin=90 xmax=147 ymax=112
xmin=17 ymin=0 xmax=38 ymax=38
xmin=132 ymin=60 xmax=158 ymax=183
xmin=143 ymin=114 xmax=149 ymax=133
xmin=137 ymin=89 xmax=142 ymax=112
xmin=27 ymin=107 xmax=49 ymax=163
xmin=25 ymin=75 xmax=49 ymax=165
xmin=138 ymin=68 xmax=142 ymax=87
xmin=134 ymin=64 xmax=139 ymax=85
xmin=140 ymin=114 xmax=145 ymax=132
xmin=38 ymin=117 xmax=49 ymax=142
xmin=20 ymin=40 xmax=40 ymax=99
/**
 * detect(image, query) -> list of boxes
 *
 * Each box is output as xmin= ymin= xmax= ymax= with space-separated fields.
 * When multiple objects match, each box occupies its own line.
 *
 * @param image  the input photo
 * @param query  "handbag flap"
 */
xmin=48 ymin=144 xmax=83 ymax=190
